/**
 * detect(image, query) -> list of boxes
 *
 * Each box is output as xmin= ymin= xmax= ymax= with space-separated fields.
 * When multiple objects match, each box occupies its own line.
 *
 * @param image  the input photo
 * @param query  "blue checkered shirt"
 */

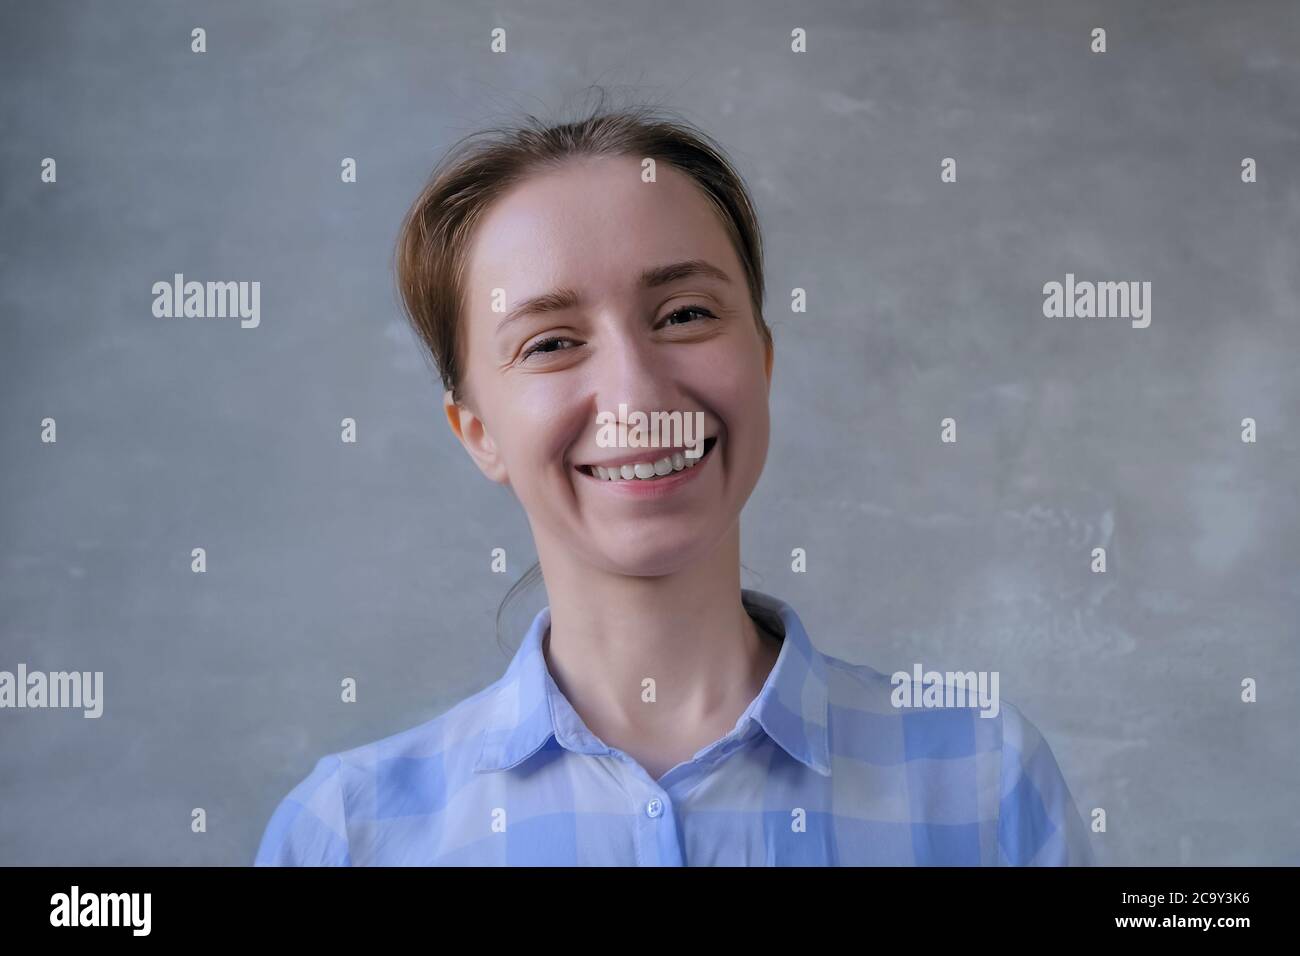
xmin=255 ymin=588 xmax=1095 ymax=865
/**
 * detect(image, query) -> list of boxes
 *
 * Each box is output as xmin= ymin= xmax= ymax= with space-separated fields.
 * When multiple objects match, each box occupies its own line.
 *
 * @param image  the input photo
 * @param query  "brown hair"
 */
xmin=392 ymin=93 xmax=773 ymax=648
xmin=394 ymin=95 xmax=771 ymax=408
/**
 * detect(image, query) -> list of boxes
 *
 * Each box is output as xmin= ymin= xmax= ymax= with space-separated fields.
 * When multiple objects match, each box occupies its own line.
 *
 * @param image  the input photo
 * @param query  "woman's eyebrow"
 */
xmin=639 ymin=258 xmax=732 ymax=289
xmin=495 ymin=259 xmax=732 ymax=334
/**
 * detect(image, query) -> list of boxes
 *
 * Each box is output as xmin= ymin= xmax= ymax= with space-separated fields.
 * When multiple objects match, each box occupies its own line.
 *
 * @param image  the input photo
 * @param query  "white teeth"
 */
xmin=587 ymin=441 xmax=713 ymax=482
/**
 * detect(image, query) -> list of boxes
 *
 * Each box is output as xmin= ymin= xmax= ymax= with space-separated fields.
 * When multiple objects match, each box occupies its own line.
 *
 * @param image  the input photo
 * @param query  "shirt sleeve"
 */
xmin=996 ymin=700 xmax=1095 ymax=866
xmin=254 ymin=754 xmax=352 ymax=866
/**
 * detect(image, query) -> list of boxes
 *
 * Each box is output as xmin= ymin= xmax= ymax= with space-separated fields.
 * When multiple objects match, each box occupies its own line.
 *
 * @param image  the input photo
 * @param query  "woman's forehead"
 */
xmin=465 ymin=157 xmax=735 ymax=286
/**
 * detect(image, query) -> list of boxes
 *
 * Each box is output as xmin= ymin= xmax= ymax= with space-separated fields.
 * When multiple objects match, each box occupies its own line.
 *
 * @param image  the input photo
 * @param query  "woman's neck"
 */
xmin=532 ymin=524 xmax=782 ymax=777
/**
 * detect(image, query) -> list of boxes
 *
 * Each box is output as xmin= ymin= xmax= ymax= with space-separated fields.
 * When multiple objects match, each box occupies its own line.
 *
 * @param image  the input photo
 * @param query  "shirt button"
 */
xmin=645 ymin=797 xmax=663 ymax=818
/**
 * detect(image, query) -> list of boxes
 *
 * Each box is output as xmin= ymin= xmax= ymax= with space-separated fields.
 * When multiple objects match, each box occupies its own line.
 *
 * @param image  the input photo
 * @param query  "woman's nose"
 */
xmin=589 ymin=329 xmax=680 ymax=414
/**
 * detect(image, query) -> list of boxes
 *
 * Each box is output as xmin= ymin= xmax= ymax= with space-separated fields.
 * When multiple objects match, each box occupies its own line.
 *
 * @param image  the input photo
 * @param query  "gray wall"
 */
xmin=1 ymin=0 xmax=1296 ymax=865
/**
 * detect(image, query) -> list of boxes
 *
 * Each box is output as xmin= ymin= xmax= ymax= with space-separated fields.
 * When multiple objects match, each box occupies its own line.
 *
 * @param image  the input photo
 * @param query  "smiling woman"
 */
xmin=254 ymin=94 xmax=1095 ymax=867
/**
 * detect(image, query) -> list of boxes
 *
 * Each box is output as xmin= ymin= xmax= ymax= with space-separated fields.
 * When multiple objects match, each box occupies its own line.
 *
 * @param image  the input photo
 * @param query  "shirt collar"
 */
xmin=473 ymin=588 xmax=832 ymax=776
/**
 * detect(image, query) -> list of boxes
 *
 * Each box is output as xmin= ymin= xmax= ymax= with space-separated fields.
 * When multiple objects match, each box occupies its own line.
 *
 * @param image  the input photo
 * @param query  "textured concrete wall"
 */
xmin=1 ymin=0 xmax=1296 ymax=864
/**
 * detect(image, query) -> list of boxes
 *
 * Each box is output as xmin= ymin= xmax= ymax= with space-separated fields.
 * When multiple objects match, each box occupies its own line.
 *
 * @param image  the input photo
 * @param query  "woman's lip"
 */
xmin=575 ymin=435 xmax=718 ymax=494
xmin=576 ymin=435 xmax=717 ymax=472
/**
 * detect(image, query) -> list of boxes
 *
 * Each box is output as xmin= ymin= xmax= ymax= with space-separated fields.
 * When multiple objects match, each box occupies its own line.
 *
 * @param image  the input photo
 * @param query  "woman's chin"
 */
xmin=585 ymin=531 xmax=723 ymax=578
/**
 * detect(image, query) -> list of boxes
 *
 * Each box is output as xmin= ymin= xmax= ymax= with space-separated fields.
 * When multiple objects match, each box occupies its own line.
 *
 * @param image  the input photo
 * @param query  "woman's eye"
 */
xmin=520 ymin=308 xmax=715 ymax=361
xmin=521 ymin=336 xmax=577 ymax=361
xmin=662 ymin=305 xmax=717 ymax=327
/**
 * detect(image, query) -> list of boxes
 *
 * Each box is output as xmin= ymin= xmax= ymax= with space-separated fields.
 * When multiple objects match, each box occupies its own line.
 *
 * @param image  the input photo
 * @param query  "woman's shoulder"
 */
xmin=816 ymin=648 xmax=1051 ymax=764
xmin=254 ymin=677 xmax=507 ymax=866
xmin=817 ymin=648 xmax=1093 ymax=864
xmin=335 ymin=677 xmax=504 ymax=769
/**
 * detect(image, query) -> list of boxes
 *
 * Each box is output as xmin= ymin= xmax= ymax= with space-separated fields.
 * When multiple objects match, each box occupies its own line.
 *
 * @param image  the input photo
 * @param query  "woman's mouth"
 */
xmin=576 ymin=435 xmax=719 ymax=483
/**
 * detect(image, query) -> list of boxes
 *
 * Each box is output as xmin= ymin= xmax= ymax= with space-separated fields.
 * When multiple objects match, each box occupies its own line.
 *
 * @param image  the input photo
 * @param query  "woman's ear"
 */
xmin=443 ymin=388 xmax=509 ymax=485
xmin=764 ymin=338 xmax=774 ymax=389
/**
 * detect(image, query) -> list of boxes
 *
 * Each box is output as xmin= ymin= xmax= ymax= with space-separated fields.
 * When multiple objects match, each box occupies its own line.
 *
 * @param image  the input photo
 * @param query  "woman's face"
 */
xmin=448 ymin=154 xmax=773 ymax=577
